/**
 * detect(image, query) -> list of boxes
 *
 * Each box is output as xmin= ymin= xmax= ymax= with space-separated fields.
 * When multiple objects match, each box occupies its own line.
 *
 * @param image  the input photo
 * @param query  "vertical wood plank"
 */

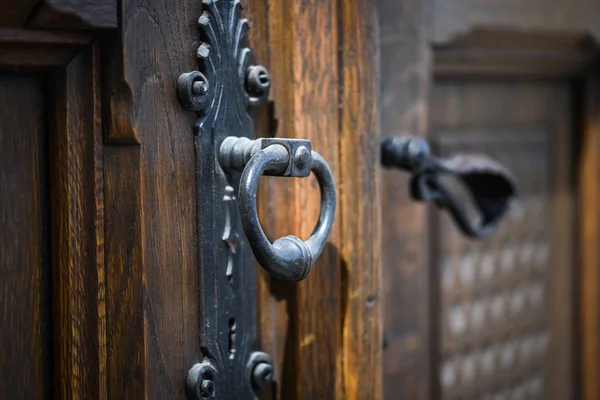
xmin=102 ymin=0 xmax=202 ymax=397
xmin=579 ymin=70 xmax=600 ymax=400
xmin=339 ymin=1 xmax=382 ymax=399
xmin=292 ymin=2 xmax=342 ymax=397
xmin=377 ymin=0 xmax=433 ymax=398
xmin=0 ymin=0 xmax=39 ymax=27
xmin=254 ymin=0 xmax=382 ymax=397
xmin=50 ymin=46 xmax=105 ymax=400
xmin=0 ymin=74 xmax=52 ymax=399
xmin=104 ymin=145 xmax=145 ymax=399
xmin=256 ymin=0 xmax=343 ymax=398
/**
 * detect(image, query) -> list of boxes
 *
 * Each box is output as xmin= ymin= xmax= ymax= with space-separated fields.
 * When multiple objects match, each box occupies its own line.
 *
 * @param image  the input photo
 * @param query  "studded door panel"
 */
xmin=433 ymin=131 xmax=550 ymax=400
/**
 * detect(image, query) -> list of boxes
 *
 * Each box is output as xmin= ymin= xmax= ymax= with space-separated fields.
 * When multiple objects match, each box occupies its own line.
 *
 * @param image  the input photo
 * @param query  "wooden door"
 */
xmin=430 ymin=83 xmax=573 ymax=400
xmin=0 ymin=0 xmax=381 ymax=398
xmin=379 ymin=0 xmax=600 ymax=399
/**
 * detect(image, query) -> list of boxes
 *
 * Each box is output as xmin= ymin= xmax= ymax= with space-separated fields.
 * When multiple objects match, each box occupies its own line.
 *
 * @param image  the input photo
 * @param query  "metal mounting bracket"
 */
xmin=176 ymin=0 xmax=273 ymax=398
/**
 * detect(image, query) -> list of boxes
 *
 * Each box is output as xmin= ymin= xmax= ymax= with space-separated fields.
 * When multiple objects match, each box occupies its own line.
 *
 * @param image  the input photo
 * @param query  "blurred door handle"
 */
xmin=381 ymin=136 xmax=517 ymax=238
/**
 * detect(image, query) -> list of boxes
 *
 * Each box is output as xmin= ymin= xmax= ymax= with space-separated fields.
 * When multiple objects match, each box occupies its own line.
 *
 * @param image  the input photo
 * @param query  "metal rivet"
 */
xmin=200 ymin=379 xmax=215 ymax=398
xmin=193 ymin=79 xmax=208 ymax=96
xmin=252 ymin=362 xmax=274 ymax=390
xmin=246 ymin=65 xmax=271 ymax=96
xmin=293 ymin=146 xmax=311 ymax=171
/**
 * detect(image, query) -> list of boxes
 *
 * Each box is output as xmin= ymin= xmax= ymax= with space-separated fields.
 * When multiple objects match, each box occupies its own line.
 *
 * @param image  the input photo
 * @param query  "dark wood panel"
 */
xmin=433 ymin=30 xmax=599 ymax=78
xmin=102 ymin=0 xmax=202 ymax=397
xmin=0 ymin=0 xmax=39 ymax=28
xmin=28 ymin=0 xmax=118 ymax=30
xmin=430 ymin=80 xmax=575 ymax=399
xmin=104 ymin=146 xmax=144 ymax=399
xmin=433 ymin=0 xmax=600 ymax=44
xmin=432 ymin=131 xmax=550 ymax=400
xmin=49 ymin=45 xmax=105 ymax=399
xmin=0 ymin=74 xmax=52 ymax=398
xmin=378 ymin=0 xmax=433 ymax=398
xmin=0 ymin=28 xmax=92 ymax=69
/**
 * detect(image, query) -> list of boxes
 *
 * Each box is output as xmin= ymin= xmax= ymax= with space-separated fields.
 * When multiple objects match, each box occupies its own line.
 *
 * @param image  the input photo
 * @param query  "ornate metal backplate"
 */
xmin=432 ymin=131 xmax=550 ymax=400
xmin=177 ymin=1 xmax=272 ymax=399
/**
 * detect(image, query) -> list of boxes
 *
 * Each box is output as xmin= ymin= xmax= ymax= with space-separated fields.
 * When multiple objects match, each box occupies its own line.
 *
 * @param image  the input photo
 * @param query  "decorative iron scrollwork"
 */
xmin=177 ymin=1 xmax=274 ymax=399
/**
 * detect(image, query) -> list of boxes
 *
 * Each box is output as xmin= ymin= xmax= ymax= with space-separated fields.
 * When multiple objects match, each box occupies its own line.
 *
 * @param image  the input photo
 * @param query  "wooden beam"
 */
xmin=378 ymin=0 xmax=433 ymax=397
xmin=50 ymin=45 xmax=106 ymax=399
xmin=579 ymin=68 xmax=600 ymax=400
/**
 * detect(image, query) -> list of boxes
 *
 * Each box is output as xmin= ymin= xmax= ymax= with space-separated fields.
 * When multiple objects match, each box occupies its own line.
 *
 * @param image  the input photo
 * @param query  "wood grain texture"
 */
xmin=102 ymin=0 xmax=201 ymax=397
xmin=50 ymin=45 xmax=105 ymax=400
xmin=377 ymin=0 xmax=433 ymax=398
xmin=0 ymin=74 xmax=52 ymax=399
xmin=579 ymin=69 xmax=600 ymax=400
xmin=28 ymin=0 xmax=118 ymax=30
xmin=103 ymin=146 xmax=144 ymax=399
xmin=433 ymin=0 xmax=600 ymax=44
xmin=339 ymin=1 xmax=382 ymax=399
xmin=252 ymin=0 xmax=343 ymax=398
xmin=249 ymin=0 xmax=381 ymax=398
xmin=0 ymin=28 xmax=92 ymax=69
xmin=0 ymin=0 xmax=39 ymax=27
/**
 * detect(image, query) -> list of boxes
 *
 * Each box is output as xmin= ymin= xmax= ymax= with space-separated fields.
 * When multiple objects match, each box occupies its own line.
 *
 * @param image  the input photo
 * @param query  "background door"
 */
xmin=379 ymin=0 xmax=600 ymax=399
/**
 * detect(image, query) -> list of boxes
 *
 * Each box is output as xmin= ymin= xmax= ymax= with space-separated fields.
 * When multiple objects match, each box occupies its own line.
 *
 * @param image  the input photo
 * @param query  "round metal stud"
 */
xmin=186 ymin=361 xmax=218 ymax=400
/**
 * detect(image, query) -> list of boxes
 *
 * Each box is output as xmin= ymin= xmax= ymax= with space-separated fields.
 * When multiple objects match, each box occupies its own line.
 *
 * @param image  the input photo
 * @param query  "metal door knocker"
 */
xmin=219 ymin=137 xmax=336 ymax=282
xmin=381 ymin=136 xmax=517 ymax=238
xmin=176 ymin=0 xmax=336 ymax=399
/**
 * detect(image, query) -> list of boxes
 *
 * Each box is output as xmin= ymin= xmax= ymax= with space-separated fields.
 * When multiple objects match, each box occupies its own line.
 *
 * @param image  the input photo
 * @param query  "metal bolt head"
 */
xmin=252 ymin=362 xmax=274 ymax=390
xmin=186 ymin=362 xmax=217 ymax=400
xmin=200 ymin=379 xmax=215 ymax=398
xmin=259 ymin=138 xmax=312 ymax=177
xmin=177 ymin=71 xmax=209 ymax=111
xmin=192 ymin=79 xmax=208 ymax=96
xmin=246 ymin=65 xmax=271 ymax=96
xmin=294 ymin=146 xmax=312 ymax=171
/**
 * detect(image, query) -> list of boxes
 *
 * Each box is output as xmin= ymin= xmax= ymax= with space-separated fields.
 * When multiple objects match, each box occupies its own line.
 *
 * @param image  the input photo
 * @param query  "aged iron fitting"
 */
xmin=176 ymin=1 xmax=278 ymax=398
xmin=220 ymin=136 xmax=337 ymax=282
xmin=381 ymin=136 xmax=517 ymax=238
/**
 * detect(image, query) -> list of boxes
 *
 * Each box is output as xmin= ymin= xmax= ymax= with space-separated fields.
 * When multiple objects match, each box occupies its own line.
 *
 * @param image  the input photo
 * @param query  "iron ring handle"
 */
xmin=220 ymin=137 xmax=336 ymax=282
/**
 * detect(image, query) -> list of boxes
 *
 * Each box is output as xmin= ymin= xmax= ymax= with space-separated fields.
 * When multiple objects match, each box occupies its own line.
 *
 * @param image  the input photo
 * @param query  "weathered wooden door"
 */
xmin=0 ymin=0 xmax=381 ymax=399
xmin=379 ymin=0 xmax=600 ymax=399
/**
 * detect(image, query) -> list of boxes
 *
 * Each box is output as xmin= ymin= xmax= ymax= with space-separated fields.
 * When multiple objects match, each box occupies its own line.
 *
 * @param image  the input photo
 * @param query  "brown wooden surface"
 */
xmin=50 ymin=46 xmax=105 ymax=399
xmin=432 ymin=0 xmax=600 ymax=44
xmin=377 ymin=0 xmax=433 ymax=398
xmin=0 ymin=28 xmax=92 ymax=69
xmin=433 ymin=30 xmax=599 ymax=78
xmin=0 ymin=0 xmax=381 ymax=397
xmin=579 ymin=67 xmax=600 ymax=400
xmin=338 ymin=1 xmax=382 ymax=399
xmin=430 ymin=80 xmax=575 ymax=399
xmin=0 ymin=0 xmax=39 ymax=27
xmin=102 ymin=0 xmax=201 ymax=397
xmin=248 ymin=0 xmax=381 ymax=398
xmin=257 ymin=0 xmax=343 ymax=398
xmin=28 ymin=0 xmax=118 ymax=30
xmin=0 ymin=74 xmax=52 ymax=398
